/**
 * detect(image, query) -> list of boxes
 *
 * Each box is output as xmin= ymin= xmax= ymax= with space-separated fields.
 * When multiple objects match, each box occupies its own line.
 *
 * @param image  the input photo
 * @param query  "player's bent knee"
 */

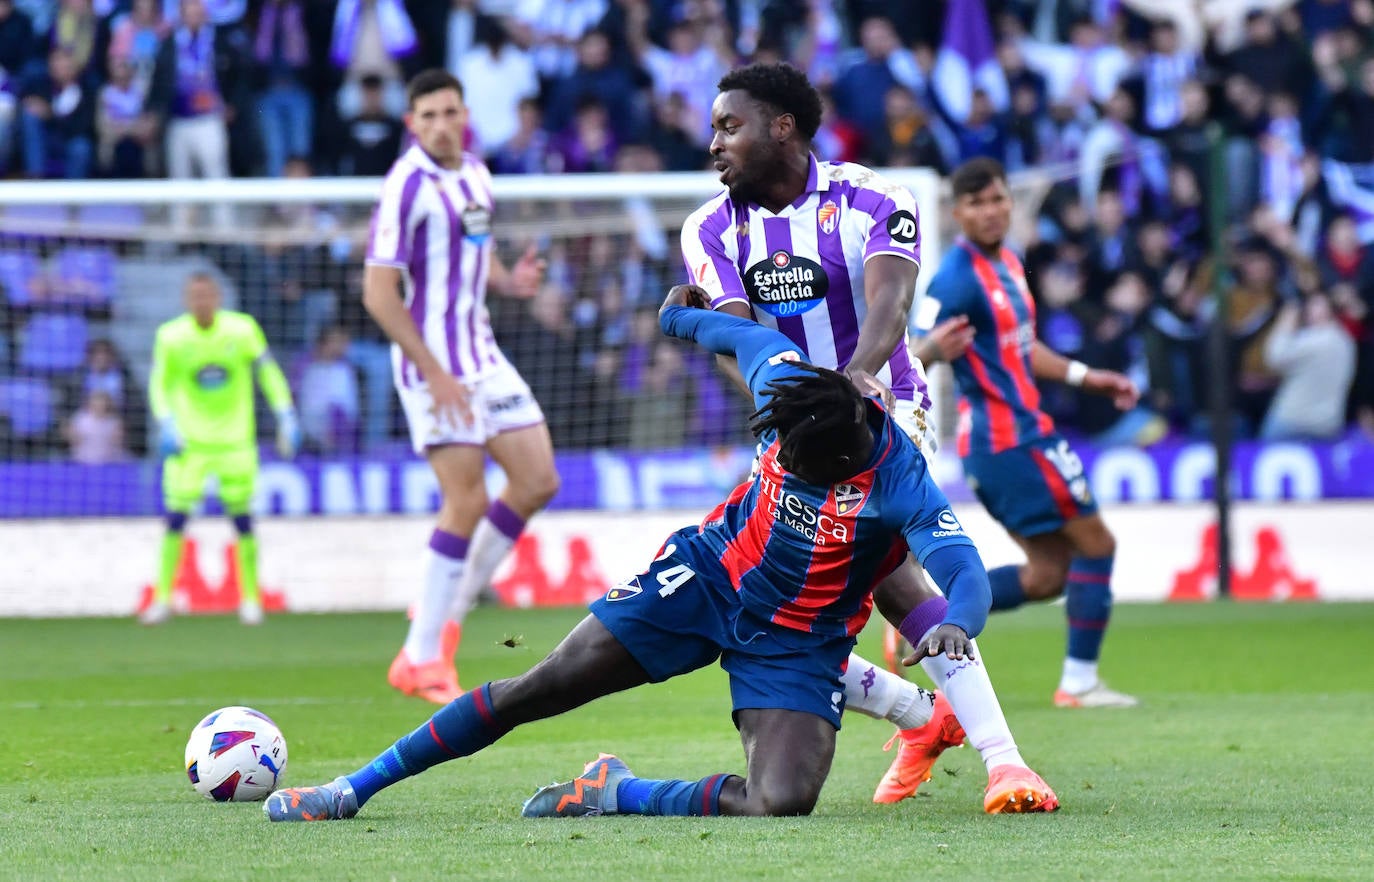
xmin=747 ymin=782 xmax=819 ymax=817
xmin=1022 ymin=560 xmax=1069 ymax=600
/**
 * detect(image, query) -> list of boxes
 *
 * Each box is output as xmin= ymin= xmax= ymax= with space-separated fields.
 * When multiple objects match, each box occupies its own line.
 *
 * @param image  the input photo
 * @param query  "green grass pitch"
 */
xmin=2 ymin=602 xmax=1372 ymax=881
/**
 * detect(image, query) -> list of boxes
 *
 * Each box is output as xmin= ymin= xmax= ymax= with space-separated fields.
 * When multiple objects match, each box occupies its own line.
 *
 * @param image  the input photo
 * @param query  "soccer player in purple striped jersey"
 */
xmin=263 ymin=284 xmax=1058 ymax=824
xmin=363 ymin=69 xmax=560 ymax=704
xmin=913 ymin=158 xmax=1140 ymax=708
xmin=680 ymin=63 xmax=1052 ymax=810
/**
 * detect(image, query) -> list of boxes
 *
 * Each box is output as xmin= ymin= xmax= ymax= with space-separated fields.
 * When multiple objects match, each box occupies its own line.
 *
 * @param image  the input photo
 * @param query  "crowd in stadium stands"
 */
xmin=2 ymin=0 xmax=1374 ymax=460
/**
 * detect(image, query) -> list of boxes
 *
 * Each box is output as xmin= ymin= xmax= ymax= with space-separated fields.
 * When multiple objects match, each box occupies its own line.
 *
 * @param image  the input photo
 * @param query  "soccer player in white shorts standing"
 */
xmin=364 ymin=69 xmax=559 ymax=703
xmin=678 ymin=62 xmax=1054 ymax=813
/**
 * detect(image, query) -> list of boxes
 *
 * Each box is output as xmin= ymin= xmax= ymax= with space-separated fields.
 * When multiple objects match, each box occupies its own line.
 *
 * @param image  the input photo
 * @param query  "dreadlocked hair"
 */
xmin=749 ymin=363 xmax=869 ymax=485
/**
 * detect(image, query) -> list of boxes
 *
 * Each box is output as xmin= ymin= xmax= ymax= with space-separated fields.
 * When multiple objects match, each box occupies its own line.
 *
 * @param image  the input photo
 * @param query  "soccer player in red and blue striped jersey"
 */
xmin=914 ymin=158 xmax=1140 ymax=708
xmin=264 ymin=284 xmax=1059 ymax=824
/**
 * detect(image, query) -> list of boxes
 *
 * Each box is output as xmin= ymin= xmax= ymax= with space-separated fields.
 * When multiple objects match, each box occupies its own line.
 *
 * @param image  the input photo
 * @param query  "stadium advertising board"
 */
xmin=2 ymin=439 xmax=1374 ymax=518
xmin=0 ymin=503 xmax=1367 ymax=616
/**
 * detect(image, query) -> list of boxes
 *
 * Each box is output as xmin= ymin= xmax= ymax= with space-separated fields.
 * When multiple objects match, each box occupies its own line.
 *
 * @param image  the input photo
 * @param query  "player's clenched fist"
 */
xmin=660 ymin=284 xmax=711 ymax=316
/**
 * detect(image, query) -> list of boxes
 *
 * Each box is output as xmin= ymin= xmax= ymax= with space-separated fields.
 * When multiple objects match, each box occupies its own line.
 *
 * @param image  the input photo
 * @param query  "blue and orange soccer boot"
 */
xmin=264 ymin=776 xmax=359 ymax=822
xmin=872 ymin=690 xmax=966 ymax=803
xmin=521 ymin=753 xmax=633 ymax=817
xmin=387 ymin=649 xmax=464 ymax=705
xmin=983 ymin=764 xmax=1060 ymax=814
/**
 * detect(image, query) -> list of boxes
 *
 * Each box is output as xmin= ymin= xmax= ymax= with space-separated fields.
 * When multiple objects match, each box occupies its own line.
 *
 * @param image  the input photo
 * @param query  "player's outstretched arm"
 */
xmin=848 ymin=254 xmax=918 ymax=379
xmin=1029 ymin=340 xmax=1139 ymax=410
xmin=148 ymin=325 xmax=182 ymax=456
xmin=660 ymin=285 xmax=801 ymax=402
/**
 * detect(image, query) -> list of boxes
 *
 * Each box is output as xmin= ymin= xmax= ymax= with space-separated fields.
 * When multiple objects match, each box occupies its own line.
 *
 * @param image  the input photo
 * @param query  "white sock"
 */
xmin=840 ymin=653 xmax=935 ymax=730
xmin=403 ymin=545 xmax=466 ymax=663
xmin=919 ymin=636 xmax=1025 ymax=772
xmin=448 ymin=515 xmax=519 ymax=621
xmin=1059 ymin=657 xmax=1099 ymax=694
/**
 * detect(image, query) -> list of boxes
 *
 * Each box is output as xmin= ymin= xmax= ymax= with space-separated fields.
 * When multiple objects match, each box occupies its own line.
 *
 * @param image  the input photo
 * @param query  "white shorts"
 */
xmin=893 ymin=398 xmax=937 ymax=455
xmin=397 ymin=360 xmax=545 ymax=453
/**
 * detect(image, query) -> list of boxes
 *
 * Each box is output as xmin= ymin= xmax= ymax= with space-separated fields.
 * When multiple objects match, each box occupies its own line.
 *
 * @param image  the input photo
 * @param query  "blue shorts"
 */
xmin=961 ymin=434 xmax=1098 ymax=537
xmin=589 ymin=527 xmax=854 ymax=730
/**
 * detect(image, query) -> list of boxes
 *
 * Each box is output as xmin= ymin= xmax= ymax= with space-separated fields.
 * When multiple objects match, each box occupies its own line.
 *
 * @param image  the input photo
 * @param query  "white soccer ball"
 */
xmin=184 ymin=706 xmax=288 ymax=802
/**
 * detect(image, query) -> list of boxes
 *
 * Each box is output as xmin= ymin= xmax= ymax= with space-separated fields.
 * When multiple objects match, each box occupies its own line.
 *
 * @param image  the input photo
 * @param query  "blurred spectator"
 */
xmin=1226 ymin=242 xmax=1284 ymax=433
xmin=75 ymin=338 xmax=137 ymax=413
xmin=1317 ymin=53 xmax=1374 ymax=163
xmin=1079 ymin=86 xmax=1167 ymax=218
xmin=1260 ymin=92 xmax=1305 ymax=220
xmin=19 ymin=47 xmax=95 ymax=179
xmin=812 ymin=86 xmax=864 ymax=163
xmin=0 ymin=72 xmax=15 ymax=174
xmin=647 ymin=90 xmax=705 ymax=171
xmin=1220 ymin=74 xmax=1267 ymax=219
xmin=443 ymin=0 xmax=480 ymax=71
xmin=50 ymin=0 xmax=107 ymax=85
xmin=551 ymin=96 xmax=617 ymax=173
xmin=0 ymin=0 xmax=36 ymax=82
xmin=1085 ymin=189 xmax=1130 ymax=296
xmin=146 ymin=0 xmax=243 ymax=225
xmin=1261 ymin=294 xmax=1356 ymax=439
xmin=1161 ymin=79 xmax=1211 ymax=190
xmin=333 ymin=262 xmax=395 ymax=450
xmin=490 ymin=95 xmax=552 ymax=174
xmin=250 ymin=0 xmax=313 ymax=177
xmin=626 ymin=4 xmax=729 ymax=146
xmin=457 ymin=14 xmax=538 ymax=157
xmin=1317 ymin=215 xmax=1374 ymax=300
xmin=544 ymin=29 xmax=642 ymax=141
xmin=1163 ymin=163 xmax=1208 ymax=260
xmin=952 ymin=87 xmax=1008 ymax=165
xmin=97 ymin=54 xmax=156 ymax=177
xmin=510 ymin=0 xmax=608 ymax=84
xmin=108 ymin=0 xmax=170 ymax=88
xmin=1138 ymin=20 xmax=1196 ymax=133
xmin=627 ymin=339 xmax=691 ymax=449
xmin=832 ymin=16 xmax=904 ymax=146
xmin=1017 ymin=16 xmax=1130 ymax=110
xmin=337 ymin=72 xmax=402 ymax=176
xmin=63 ymin=389 xmax=129 ymax=464
xmin=330 ymin=0 xmax=419 ymax=122
xmin=298 ymin=325 xmax=360 ymax=454
xmin=1218 ymin=9 xmax=1310 ymax=98
xmin=1143 ymin=258 xmax=1209 ymax=429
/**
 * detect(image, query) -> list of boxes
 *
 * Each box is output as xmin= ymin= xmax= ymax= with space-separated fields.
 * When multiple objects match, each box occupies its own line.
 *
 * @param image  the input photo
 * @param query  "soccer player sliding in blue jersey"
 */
xmin=264 ymin=284 xmax=1058 ymax=823
xmin=914 ymin=158 xmax=1140 ymax=708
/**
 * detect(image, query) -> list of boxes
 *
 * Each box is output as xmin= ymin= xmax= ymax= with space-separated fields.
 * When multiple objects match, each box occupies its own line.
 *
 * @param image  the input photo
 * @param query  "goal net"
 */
xmin=0 ymin=166 xmax=984 ymax=615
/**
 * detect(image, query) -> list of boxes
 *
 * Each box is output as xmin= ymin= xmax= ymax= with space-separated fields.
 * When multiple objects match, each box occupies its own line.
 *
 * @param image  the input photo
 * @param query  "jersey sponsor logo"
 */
xmin=745 ymin=250 xmax=829 ymax=318
xmin=767 ymin=350 xmax=802 ymax=366
xmin=834 ymin=483 xmax=866 ymax=516
xmin=998 ymin=323 xmax=1035 ymax=352
xmin=195 ymin=364 xmax=230 ymax=389
xmin=605 ymin=578 xmax=642 ymax=602
xmin=759 ymin=471 xmax=850 ymax=545
xmin=461 ymin=202 xmax=491 ymax=244
xmin=932 ymin=508 xmax=965 ymax=538
xmin=488 ymin=392 xmax=530 ymax=415
xmin=818 ymin=202 xmax=840 ymax=235
xmin=886 ymin=210 xmax=918 ymax=244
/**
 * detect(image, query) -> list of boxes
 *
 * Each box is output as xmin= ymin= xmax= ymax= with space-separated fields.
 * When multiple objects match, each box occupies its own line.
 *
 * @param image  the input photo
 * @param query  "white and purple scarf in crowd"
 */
xmin=1324 ymin=160 xmax=1374 ymax=244
xmin=255 ymin=0 xmax=308 ymax=66
xmin=330 ymin=0 xmax=416 ymax=69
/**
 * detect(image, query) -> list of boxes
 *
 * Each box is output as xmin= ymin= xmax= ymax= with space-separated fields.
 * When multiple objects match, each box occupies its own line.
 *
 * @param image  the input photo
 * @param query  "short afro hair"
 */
xmin=717 ymin=62 xmax=822 ymax=141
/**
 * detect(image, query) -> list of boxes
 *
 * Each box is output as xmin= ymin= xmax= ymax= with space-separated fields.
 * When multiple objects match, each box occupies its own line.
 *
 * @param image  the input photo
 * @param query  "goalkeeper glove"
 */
xmin=157 ymin=417 xmax=184 ymax=457
xmin=275 ymin=409 xmax=302 ymax=459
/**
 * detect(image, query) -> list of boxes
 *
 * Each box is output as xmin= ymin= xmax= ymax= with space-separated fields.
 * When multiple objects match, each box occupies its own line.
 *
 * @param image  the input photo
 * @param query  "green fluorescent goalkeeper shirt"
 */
xmin=149 ymin=311 xmax=293 ymax=449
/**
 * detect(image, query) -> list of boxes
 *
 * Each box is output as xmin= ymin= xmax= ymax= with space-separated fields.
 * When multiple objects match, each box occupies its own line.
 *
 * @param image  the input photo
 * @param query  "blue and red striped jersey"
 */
xmin=663 ymin=305 xmax=980 ymax=638
xmin=916 ymin=240 xmax=1055 ymax=456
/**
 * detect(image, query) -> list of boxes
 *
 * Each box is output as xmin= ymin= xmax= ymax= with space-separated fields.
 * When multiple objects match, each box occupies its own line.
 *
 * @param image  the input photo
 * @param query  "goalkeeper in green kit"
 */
xmin=141 ymin=271 xmax=302 ymax=626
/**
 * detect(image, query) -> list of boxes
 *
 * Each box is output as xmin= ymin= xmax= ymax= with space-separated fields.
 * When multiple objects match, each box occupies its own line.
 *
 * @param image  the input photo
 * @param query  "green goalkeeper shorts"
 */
xmin=162 ymin=446 xmax=258 ymax=514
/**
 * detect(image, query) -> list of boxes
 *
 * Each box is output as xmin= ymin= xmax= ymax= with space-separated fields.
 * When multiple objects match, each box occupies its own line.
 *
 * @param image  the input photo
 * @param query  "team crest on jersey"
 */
xmin=818 ymin=202 xmax=840 ymax=235
xmin=195 ymin=364 xmax=229 ymax=389
xmin=745 ymin=250 xmax=829 ymax=318
xmin=834 ymin=483 xmax=866 ymax=515
xmin=605 ymin=579 xmax=642 ymax=602
xmin=461 ymin=202 xmax=491 ymax=244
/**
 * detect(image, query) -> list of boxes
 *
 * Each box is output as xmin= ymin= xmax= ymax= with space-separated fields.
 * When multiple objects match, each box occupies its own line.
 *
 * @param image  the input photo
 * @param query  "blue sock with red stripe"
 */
xmin=1065 ymin=556 xmax=1114 ymax=662
xmin=345 ymin=682 xmax=509 ymax=807
xmin=614 ymin=773 xmax=731 ymax=816
xmin=987 ymin=565 xmax=1026 ymax=611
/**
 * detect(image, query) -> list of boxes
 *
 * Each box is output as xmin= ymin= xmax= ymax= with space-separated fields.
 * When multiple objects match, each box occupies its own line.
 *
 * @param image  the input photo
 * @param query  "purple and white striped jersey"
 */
xmin=366 ymin=144 xmax=503 ymax=388
xmin=680 ymin=155 xmax=929 ymax=404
